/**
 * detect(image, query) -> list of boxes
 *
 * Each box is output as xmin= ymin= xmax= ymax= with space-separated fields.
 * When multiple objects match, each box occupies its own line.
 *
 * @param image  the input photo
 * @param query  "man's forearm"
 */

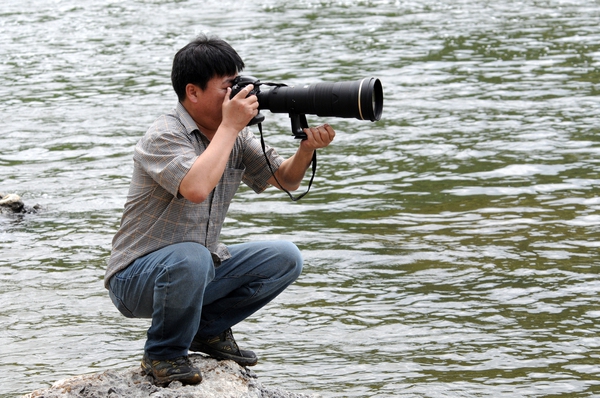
xmin=271 ymin=147 xmax=315 ymax=191
xmin=268 ymin=123 xmax=335 ymax=192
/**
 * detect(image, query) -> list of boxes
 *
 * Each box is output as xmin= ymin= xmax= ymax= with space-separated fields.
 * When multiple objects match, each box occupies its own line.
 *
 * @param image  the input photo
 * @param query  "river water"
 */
xmin=1 ymin=0 xmax=599 ymax=397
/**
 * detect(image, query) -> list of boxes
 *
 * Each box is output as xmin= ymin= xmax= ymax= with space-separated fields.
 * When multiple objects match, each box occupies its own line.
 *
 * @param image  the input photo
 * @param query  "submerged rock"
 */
xmin=0 ymin=192 xmax=40 ymax=214
xmin=22 ymin=354 xmax=318 ymax=398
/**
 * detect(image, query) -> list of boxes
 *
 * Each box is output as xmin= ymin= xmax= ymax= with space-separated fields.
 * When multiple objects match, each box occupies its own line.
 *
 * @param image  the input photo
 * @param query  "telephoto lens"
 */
xmin=257 ymin=77 xmax=383 ymax=121
xmin=230 ymin=75 xmax=384 ymax=127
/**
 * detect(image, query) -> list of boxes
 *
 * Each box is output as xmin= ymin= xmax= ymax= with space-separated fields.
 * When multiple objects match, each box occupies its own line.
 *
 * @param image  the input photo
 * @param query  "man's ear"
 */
xmin=185 ymin=83 xmax=201 ymax=103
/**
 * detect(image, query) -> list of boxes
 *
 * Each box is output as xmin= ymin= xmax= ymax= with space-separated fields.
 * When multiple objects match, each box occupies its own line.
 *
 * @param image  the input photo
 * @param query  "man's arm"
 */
xmin=268 ymin=124 xmax=335 ymax=191
xmin=180 ymin=85 xmax=259 ymax=203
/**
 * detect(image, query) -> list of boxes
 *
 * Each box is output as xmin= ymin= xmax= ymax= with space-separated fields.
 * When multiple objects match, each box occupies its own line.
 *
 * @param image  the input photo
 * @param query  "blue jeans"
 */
xmin=108 ymin=241 xmax=302 ymax=360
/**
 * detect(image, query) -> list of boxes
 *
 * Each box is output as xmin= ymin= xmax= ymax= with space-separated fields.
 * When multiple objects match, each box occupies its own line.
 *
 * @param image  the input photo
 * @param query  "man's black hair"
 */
xmin=171 ymin=34 xmax=245 ymax=101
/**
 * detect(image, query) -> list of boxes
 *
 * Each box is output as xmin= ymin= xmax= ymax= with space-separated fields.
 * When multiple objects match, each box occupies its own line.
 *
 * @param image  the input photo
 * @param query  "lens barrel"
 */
xmin=257 ymin=78 xmax=383 ymax=122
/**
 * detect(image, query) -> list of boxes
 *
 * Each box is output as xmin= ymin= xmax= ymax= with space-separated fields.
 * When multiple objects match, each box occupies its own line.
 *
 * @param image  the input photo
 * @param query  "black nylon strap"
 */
xmin=257 ymin=123 xmax=317 ymax=202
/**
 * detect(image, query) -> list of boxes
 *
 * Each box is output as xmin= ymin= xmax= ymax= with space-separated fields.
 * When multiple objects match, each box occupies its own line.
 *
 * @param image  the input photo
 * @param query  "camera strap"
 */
xmin=257 ymin=122 xmax=317 ymax=202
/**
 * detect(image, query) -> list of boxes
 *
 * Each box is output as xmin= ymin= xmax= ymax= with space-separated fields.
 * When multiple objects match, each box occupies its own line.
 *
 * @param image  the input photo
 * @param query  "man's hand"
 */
xmin=220 ymin=84 xmax=260 ymax=133
xmin=268 ymin=124 xmax=336 ymax=191
xmin=299 ymin=124 xmax=336 ymax=152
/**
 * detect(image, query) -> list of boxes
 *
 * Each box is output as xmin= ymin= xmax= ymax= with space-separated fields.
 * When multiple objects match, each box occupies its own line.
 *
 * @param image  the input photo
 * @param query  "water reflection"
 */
xmin=1 ymin=0 xmax=599 ymax=397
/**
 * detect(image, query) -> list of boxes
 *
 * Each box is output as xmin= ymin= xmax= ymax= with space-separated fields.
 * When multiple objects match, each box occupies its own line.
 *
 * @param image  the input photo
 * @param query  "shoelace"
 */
xmin=223 ymin=329 xmax=240 ymax=350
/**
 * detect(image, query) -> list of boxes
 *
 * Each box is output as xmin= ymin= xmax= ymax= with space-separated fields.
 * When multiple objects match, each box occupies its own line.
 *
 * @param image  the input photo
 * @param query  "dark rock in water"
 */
xmin=0 ymin=192 xmax=40 ymax=214
xmin=22 ymin=354 xmax=319 ymax=398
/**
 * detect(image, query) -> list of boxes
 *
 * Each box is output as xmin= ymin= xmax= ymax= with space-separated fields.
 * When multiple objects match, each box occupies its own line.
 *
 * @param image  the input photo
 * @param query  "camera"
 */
xmin=230 ymin=76 xmax=265 ymax=125
xmin=230 ymin=75 xmax=384 ymax=138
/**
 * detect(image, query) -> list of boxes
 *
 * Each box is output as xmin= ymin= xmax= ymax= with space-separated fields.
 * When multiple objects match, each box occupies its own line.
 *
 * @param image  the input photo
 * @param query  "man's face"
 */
xmin=191 ymin=74 xmax=237 ymax=133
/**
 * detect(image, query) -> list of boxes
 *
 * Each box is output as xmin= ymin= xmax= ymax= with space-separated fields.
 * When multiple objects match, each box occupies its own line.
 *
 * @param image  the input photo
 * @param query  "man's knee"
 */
xmin=166 ymin=242 xmax=215 ymax=284
xmin=274 ymin=240 xmax=303 ymax=279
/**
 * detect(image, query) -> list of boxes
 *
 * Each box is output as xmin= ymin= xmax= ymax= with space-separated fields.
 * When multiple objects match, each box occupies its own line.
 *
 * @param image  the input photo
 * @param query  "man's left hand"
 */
xmin=300 ymin=124 xmax=336 ymax=151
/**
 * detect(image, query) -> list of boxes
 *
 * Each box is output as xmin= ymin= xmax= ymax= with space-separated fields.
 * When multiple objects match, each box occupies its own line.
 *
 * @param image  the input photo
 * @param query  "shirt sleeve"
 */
xmin=134 ymin=115 xmax=198 ymax=198
xmin=240 ymin=128 xmax=285 ymax=193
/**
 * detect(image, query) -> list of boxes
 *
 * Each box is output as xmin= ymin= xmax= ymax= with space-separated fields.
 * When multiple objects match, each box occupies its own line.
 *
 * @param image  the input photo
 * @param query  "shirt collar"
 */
xmin=175 ymin=102 xmax=200 ymax=136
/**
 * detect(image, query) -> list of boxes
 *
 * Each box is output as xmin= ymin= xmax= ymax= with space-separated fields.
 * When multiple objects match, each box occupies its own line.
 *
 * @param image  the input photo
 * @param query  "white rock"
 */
xmin=0 ymin=192 xmax=40 ymax=214
xmin=0 ymin=193 xmax=24 ymax=211
xmin=22 ymin=355 xmax=319 ymax=398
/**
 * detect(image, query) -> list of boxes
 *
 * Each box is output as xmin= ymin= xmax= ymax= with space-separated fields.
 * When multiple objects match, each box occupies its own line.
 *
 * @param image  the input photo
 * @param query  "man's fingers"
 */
xmin=234 ymin=84 xmax=254 ymax=99
xmin=301 ymin=124 xmax=335 ymax=149
xmin=312 ymin=125 xmax=334 ymax=140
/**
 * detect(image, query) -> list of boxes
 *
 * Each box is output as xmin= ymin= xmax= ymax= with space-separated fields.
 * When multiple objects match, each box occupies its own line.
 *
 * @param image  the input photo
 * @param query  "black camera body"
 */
xmin=230 ymin=75 xmax=262 ymax=97
xmin=230 ymin=76 xmax=265 ymax=125
xmin=230 ymin=75 xmax=383 ymax=138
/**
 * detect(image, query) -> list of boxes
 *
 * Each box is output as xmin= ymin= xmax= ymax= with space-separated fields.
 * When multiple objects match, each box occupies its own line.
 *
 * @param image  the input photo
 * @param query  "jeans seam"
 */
xmin=159 ymin=264 xmax=171 ymax=345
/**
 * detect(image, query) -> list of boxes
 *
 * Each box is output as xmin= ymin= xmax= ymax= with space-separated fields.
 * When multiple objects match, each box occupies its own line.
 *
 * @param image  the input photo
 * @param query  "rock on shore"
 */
xmin=23 ymin=354 xmax=318 ymax=398
xmin=0 ymin=192 xmax=40 ymax=214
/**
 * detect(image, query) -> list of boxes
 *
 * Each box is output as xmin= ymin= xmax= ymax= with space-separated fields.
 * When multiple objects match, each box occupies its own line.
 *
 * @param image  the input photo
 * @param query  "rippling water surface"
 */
xmin=1 ymin=1 xmax=599 ymax=397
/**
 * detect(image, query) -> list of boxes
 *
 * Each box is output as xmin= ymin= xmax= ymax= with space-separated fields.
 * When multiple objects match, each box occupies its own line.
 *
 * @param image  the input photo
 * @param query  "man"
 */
xmin=104 ymin=35 xmax=335 ymax=387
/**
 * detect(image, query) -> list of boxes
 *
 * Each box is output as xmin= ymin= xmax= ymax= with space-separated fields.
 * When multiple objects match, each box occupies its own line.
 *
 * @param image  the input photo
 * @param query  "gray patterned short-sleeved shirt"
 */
xmin=104 ymin=102 xmax=283 ymax=288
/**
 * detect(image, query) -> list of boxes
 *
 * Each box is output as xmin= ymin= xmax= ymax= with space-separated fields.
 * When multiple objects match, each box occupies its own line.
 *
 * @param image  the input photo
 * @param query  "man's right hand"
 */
xmin=220 ymin=84 xmax=259 ymax=133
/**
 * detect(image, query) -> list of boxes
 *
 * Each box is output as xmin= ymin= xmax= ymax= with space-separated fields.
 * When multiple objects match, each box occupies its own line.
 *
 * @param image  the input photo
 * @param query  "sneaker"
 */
xmin=189 ymin=328 xmax=258 ymax=367
xmin=141 ymin=354 xmax=202 ymax=387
